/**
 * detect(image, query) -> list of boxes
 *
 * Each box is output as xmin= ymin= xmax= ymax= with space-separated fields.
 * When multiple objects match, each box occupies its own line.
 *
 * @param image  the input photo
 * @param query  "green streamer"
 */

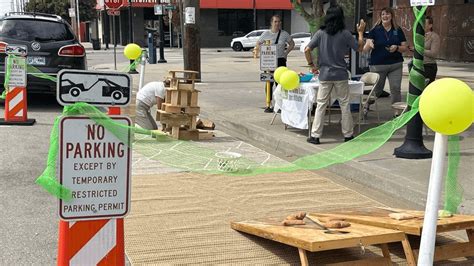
xmin=1 ymin=55 xmax=14 ymax=100
xmin=444 ymin=136 xmax=462 ymax=213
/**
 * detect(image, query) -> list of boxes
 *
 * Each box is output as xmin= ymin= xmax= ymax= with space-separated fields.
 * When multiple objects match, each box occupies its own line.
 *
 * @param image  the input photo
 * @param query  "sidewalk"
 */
xmin=91 ymin=48 xmax=474 ymax=215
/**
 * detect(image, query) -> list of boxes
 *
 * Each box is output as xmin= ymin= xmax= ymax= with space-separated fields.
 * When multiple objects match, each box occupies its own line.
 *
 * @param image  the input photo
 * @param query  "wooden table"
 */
xmin=231 ymin=215 xmax=416 ymax=265
xmin=313 ymin=207 xmax=474 ymax=262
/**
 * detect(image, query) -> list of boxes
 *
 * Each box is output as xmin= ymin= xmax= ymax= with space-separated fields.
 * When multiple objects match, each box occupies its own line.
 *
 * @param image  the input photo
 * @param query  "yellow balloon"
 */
xmin=124 ymin=43 xmax=142 ymax=60
xmin=280 ymin=70 xmax=300 ymax=91
xmin=274 ymin=66 xmax=288 ymax=84
xmin=419 ymin=78 xmax=473 ymax=135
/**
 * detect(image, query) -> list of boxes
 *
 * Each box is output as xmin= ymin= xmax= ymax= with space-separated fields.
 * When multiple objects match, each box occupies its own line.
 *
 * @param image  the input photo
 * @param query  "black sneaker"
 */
xmin=344 ymin=136 xmax=354 ymax=142
xmin=264 ymin=107 xmax=274 ymax=113
xmin=307 ymin=137 xmax=320 ymax=145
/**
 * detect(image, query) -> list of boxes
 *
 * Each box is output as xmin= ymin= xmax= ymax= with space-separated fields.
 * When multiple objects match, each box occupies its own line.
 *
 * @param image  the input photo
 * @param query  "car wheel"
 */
xmin=232 ymin=42 xmax=243 ymax=51
xmin=243 ymin=48 xmax=251 ymax=51
xmin=70 ymin=88 xmax=81 ymax=97
xmin=112 ymin=91 xmax=123 ymax=100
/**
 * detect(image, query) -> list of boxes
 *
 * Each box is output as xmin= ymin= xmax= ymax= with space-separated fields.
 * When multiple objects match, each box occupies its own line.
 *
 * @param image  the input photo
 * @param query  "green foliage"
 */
xmin=25 ymin=0 xmax=97 ymax=22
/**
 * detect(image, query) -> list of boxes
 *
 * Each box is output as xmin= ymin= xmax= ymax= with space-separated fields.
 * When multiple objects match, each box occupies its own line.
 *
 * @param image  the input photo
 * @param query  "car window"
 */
xmin=292 ymin=33 xmax=310 ymax=39
xmin=0 ymin=19 xmax=74 ymax=42
xmin=247 ymin=31 xmax=264 ymax=38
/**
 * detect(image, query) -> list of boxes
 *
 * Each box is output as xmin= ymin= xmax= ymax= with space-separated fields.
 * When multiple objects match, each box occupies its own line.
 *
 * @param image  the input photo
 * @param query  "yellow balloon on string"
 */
xmin=124 ymin=43 xmax=142 ymax=60
xmin=280 ymin=70 xmax=300 ymax=91
xmin=419 ymin=78 xmax=473 ymax=135
xmin=274 ymin=66 xmax=288 ymax=84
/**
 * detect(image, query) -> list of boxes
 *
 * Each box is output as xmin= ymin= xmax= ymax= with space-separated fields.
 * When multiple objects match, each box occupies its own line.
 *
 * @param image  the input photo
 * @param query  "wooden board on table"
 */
xmin=312 ymin=207 xmax=474 ymax=236
xmin=231 ymin=216 xmax=405 ymax=252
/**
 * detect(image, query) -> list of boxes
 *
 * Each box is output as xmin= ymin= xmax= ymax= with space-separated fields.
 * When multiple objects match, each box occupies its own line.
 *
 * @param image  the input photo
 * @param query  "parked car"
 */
xmin=299 ymin=38 xmax=311 ymax=53
xmin=0 ymin=12 xmax=86 ymax=95
xmin=230 ymin=29 xmax=267 ymax=51
xmin=291 ymin=32 xmax=311 ymax=49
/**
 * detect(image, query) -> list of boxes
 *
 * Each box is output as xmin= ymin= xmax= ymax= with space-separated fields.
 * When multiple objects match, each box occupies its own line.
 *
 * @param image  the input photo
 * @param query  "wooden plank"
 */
xmin=467 ymin=229 xmax=474 ymax=242
xmin=313 ymin=208 xmax=474 ymax=236
xmin=165 ymin=90 xmax=172 ymax=103
xmin=190 ymin=92 xmax=199 ymax=106
xmin=198 ymin=130 xmax=214 ymax=140
xmin=171 ymin=126 xmax=179 ymax=139
xmin=180 ymin=90 xmax=188 ymax=106
xmin=186 ymin=107 xmax=200 ymax=115
xmin=380 ymin=243 xmax=390 ymax=258
xmin=178 ymin=129 xmax=199 ymax=141
xmin=324 ymin=257 xmax=391 ymax=266
xmin=158 ymin=112 xmax=192 ymax=127
xmin=231 ymin=218 xmax=405 ymax=253
xmin=163 ymin=104 xmax=185 ymax=114
xmin=177 ymin=83 xmax=196 ymax=92
xmin=170 ymin=91 xmax=179 ymax=105
xmin=298 ymin=248 xmax=309 ymax=266
xmin=190 ymin=116 xmax=197 ymax=130
xmin=413 ymin=241 xmax=474 ymax=262
xmin=401 ymin=234 xmax=416 ymax=266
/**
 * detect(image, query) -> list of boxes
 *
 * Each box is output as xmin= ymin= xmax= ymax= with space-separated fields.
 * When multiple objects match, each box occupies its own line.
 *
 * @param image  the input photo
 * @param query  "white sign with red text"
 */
xmin=410 ymin=0 xmax=435 ymax=6
xmin=59 ymin=116 xmax=131 ymax=221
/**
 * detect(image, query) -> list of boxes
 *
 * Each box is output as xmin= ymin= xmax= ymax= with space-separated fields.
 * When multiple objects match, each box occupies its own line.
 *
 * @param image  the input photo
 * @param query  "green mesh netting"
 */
xmin=2 ymin=51 xmax=464 ymax=212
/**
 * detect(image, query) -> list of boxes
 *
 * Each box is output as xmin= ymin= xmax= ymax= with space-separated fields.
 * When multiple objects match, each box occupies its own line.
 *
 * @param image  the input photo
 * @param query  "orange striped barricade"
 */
xmin=0 ymin=53 xmax=35 ymax=125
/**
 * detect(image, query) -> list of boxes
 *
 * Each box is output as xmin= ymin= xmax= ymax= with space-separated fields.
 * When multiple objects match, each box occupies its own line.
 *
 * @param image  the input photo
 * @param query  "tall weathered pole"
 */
xmin=183 ymin=0 xmax=201 ymax=79
xmin=394 ymin=6 xmax=432 ymax=159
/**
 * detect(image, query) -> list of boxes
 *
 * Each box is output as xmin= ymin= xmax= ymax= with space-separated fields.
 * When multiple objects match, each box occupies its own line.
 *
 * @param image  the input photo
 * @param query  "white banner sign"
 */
xmin=410 ymin=0 xmax=435 ymax=6
xmin=260 ymin=45 xmax=277 ymax=71
xmin=281 ymin=87 xmax=312 ymax=129
xmin=59 ymin=116 xmax=132 ymax=221
xmin=8 ymin=56 xmax=27 ymax=87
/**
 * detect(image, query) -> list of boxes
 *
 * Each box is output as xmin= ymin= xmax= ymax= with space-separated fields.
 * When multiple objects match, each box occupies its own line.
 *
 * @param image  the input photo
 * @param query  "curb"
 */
xmin=203 ymin=110 xmax=428 ymax=209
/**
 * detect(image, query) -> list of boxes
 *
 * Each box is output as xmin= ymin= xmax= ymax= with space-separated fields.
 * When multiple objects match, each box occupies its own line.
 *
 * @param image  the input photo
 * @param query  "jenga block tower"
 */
xmin=157 ymin=70 xmax=202 ymax=141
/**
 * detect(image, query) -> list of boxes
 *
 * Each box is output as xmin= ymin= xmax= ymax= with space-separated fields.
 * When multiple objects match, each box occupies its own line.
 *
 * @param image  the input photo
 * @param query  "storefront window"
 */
xmin=218 ymin=9 xmax=253 ymax=36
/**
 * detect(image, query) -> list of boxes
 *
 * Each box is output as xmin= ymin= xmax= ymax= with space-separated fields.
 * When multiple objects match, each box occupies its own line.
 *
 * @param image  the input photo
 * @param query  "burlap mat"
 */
xmin=125 ymin=170 xmax=467 ymax=265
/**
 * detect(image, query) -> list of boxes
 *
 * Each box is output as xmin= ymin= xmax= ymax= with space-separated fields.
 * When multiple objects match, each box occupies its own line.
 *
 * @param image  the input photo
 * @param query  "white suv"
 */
xmin=230 ymin=30 xmax=267 ymax=51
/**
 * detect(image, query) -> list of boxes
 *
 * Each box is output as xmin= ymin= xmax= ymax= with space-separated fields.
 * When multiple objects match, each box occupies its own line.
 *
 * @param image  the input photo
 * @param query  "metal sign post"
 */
xmin=260 ymin=42 xmax=277 ymax=109
xmin=57 ymin=70 xmax=131 ymax=106
xmin=107 ymin=9 xmax=120 ymax=70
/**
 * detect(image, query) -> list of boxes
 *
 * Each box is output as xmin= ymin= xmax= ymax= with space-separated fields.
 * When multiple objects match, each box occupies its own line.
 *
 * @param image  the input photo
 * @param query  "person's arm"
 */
xmin=304 ymin=46 xmax=318 ymax=73
xmin=389 ymin=29 xmax=408 ymax=53
xmin=286 ymin=39 xmax=295 ymax=56
xmin=425 ymin=33 xmax=440 ymax=58
xmin=363 ymin=39 xmax=374 ymax=52
xmin=156 ymin=97 xmax=164 ymax=110
xmin=356 ymin=19 xmax=366 ymax=52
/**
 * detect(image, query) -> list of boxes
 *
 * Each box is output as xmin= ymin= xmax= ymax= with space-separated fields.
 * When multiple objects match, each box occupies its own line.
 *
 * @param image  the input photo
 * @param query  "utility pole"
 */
xmin=253 ymin=0 xmax=257 ymax=30
xmin=128 ymin=0 xmax=138 ymax=74
xmin=183 ymin=0 xmax=201 ymax=79
xmin=76 ymin=0 xmax=81 ymax=42
xmin=70 ymin=0 xmax=78 ymax=38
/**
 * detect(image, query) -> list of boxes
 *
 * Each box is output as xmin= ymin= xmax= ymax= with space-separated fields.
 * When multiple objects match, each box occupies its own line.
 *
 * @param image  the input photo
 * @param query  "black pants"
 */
xmin=267 ymin=57 xmax=287 ymax=102
xmin=408 ymin=61 xmax=438 ymax=85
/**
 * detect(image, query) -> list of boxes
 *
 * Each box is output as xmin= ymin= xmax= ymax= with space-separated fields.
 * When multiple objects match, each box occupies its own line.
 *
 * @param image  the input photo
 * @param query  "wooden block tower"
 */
xmin=157 ymin=70 xmax=201 ymax=140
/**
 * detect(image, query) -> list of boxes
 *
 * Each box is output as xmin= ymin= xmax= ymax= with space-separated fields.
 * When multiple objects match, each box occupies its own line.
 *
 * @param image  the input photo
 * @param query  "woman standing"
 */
xmin=364 ymin=7 xmax=408 ymax=107
xmin=409 ymin=16 xmax=440 ymax=85
xmin=257 ymin=15 xmax=295 ymax=113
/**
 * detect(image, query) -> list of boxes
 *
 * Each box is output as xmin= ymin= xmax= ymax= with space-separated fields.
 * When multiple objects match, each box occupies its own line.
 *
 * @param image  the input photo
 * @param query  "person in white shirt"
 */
xmin=135 ymin=81 xmax=166 ymax=130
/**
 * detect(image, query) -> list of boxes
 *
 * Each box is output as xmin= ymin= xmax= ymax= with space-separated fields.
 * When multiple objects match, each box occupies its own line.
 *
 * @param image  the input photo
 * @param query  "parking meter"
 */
xmin=148 ymin=32 xmax=157 ymax=64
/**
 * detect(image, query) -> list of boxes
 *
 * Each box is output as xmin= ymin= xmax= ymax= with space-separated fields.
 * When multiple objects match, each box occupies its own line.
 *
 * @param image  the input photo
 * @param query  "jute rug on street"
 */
xmin=124 ymin=169 xmax=467 ymax=265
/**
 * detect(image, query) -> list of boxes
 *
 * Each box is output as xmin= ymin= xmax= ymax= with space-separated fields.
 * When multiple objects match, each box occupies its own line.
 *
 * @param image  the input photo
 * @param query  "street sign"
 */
xmin=260 ymin=45 xmax=277 ymax=71
xmin=410 ymin=0 xmax=435 ymax=6
xmin=104 ymin=0 xmax=123 ymax=9
xmin=260 ymin=73 xmax=274 ymax=82
xmin=154 ymin=4 xmax=164 ymax=15
xmin=57 ymin=70 xmax=131 ymax=106
xmin=59 ymin=116 xmax=131 ymax=221
xmin=107 ymin=9 xmax=120 ymax=16
xmin=5 ymin=44 xmax=27 ymax=56
xmin=165 ymin=5 xmax=176 ymax=10
xmin=68 ymin=7 xmax=75 ymax=18
xmin=7 ymin=57 xmax=27 ymax=87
